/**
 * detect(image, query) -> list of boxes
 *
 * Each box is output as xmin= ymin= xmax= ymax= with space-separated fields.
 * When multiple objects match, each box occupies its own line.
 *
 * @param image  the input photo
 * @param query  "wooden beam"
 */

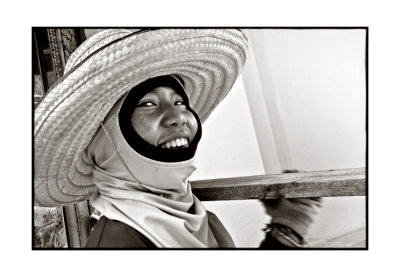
xmin=191 ymin=168 xmax=366 ymax=201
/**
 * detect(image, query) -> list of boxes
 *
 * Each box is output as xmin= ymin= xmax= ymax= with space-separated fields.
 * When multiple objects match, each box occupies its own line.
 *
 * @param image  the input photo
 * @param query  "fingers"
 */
xmin=260 ymin=197 xmax=323 ymax=239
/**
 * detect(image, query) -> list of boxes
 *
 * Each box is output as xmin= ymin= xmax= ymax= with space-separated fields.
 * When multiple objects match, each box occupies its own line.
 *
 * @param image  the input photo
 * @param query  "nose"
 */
xmin=161 ymin=107 xmax=187 ymax=127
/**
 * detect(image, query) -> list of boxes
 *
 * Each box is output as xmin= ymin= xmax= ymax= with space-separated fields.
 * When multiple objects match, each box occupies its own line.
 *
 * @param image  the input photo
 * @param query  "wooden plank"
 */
xmin=191 ymin=168 xmax=365 ymax=201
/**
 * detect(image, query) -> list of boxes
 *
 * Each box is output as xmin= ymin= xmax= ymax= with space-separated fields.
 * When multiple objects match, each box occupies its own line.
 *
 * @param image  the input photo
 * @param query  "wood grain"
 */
xmin=191 ymin=168 xmax=366 ymax=201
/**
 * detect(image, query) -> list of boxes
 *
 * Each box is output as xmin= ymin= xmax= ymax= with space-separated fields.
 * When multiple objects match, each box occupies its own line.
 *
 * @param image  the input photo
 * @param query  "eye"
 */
xmin=137 ymin=101 xmax=156 ymax=107
xmin=175 ymin=100 xmax=185 ymax=106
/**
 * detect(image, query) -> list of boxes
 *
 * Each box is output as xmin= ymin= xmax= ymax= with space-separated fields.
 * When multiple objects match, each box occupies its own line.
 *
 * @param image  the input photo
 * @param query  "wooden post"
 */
xmin=63 ymin=201 xmax=90 ymax=248
xmin=34 ymin=28 xmax=88 ymax=248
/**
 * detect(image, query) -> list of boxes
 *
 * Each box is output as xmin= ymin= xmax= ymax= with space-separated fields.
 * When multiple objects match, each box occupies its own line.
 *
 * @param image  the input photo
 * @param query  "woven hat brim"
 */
xmin=34 ymin=29 xmax=248 ymax=206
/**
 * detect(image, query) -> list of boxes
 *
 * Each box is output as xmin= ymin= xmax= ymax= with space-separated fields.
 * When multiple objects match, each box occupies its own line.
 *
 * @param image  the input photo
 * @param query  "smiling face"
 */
xmin=131 ymin=86 xmax=199 ymax=149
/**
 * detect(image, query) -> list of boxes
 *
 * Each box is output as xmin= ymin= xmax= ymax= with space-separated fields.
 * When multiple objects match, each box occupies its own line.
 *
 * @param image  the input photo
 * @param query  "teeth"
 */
xmin=161 ymin=138 xmax=188 ymax=148
xmin=171 ymin=140 xmax=176 ymax=147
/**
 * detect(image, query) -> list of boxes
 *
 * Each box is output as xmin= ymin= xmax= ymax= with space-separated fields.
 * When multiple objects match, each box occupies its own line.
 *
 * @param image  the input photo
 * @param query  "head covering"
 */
xmin=86 ymin=98 xmax=233 ymax=247
xmin=34 ymin=29 xmax=248 ymax=207
xmin=118 ymin=75 xmax=202 ymax=162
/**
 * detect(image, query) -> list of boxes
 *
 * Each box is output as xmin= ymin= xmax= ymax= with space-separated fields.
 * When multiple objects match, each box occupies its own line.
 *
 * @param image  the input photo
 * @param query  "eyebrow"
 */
xmin=138 ymin=91 xmax=158 ymax=100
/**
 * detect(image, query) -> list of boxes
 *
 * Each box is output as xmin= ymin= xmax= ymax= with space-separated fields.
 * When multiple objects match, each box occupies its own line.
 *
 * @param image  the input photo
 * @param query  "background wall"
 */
xmin=192 ymin=29 xmax=366 ymax=247
xmin=191 ymin=77 xmax=268 ymax=247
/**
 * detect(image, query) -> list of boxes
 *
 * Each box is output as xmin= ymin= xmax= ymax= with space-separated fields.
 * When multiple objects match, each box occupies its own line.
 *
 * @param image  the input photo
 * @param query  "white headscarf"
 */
xmin=86 ymin=99 xmax=231 ymax=248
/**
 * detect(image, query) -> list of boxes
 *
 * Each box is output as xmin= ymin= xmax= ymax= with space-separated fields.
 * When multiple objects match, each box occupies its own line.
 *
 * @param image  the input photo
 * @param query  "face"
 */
xmin=131 ymin=86 xmax=198 ymax=149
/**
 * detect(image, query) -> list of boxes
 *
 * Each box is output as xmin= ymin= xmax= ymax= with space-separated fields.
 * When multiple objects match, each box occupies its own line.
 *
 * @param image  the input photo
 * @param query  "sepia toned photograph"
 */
xmin=33 ymin=28 xmax=367 ymax=249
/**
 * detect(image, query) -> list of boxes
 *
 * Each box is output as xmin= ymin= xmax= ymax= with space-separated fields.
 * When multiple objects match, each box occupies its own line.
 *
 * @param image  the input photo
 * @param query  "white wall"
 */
xmin=191 ymin=77 xmax=268 ymax=247
xmin=194 ymin=29 xmax=366 ymax=247
xmin=191 ymin=77 xmax=265 ymax=180
xmin=248 ymin=29 xmax=366 ymax=172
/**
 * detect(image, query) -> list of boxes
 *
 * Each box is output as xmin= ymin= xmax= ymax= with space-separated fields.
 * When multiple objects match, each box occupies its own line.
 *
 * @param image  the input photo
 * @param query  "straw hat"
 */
xmin=34 ymin=29 xmax=248 ymax=207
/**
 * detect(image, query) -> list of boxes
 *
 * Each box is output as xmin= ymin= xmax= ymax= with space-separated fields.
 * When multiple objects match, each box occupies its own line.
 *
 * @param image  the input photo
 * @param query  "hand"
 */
xmin=262 ymin=197 xmax=323 ymax=239
xmin=260 ymin=170 xmax=323 ymax=244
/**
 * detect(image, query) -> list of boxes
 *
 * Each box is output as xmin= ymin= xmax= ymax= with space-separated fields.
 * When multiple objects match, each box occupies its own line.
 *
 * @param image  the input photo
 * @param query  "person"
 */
xmin=34 ymin=29 xmax=321 ymax=248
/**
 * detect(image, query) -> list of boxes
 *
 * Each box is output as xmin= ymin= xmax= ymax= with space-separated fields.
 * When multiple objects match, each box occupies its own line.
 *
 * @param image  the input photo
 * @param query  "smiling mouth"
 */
xmin=160 ymin=138 xmax=189 ymax=149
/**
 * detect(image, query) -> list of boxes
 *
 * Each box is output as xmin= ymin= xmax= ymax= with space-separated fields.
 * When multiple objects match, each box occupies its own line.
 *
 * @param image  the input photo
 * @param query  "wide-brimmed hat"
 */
xmin=34 ymin=29 xmax=248 ymax=207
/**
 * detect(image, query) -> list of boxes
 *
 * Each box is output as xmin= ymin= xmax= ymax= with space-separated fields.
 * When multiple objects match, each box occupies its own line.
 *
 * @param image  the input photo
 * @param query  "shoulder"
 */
xmin=85 ymin=216 xmax=157 ymax=248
